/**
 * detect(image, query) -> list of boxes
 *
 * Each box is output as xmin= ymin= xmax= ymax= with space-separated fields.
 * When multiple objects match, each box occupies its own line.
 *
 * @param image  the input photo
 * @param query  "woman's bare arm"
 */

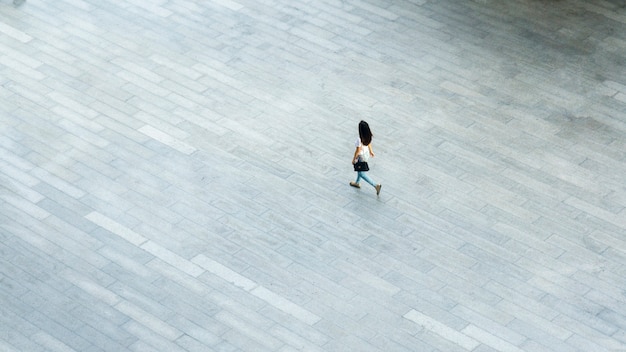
xmin=352 ymin=147 xmax=360 ymax=164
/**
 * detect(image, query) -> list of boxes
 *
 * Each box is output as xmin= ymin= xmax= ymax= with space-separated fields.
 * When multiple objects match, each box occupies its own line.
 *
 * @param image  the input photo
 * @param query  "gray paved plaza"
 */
xmin=2 ymin=0 xmax=626 ymax=351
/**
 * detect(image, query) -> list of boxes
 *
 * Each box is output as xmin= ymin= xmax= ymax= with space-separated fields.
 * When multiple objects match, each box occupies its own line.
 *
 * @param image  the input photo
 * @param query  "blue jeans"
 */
xmin=355 ymin=171 xmax=376 ymax=187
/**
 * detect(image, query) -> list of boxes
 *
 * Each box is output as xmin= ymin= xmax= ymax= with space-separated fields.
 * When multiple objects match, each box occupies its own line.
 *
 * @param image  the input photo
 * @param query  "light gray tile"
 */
xmin=2 ymin=0 xmax=626 ymax=351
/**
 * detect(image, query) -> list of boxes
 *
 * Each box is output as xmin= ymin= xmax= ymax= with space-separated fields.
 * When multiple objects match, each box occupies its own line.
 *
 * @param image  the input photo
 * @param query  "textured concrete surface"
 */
xmin=1 ymin=0 xmax=626 ymax=351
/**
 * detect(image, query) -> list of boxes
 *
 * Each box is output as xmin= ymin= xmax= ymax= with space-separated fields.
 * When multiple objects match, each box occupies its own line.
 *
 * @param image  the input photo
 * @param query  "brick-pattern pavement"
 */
xmin=1 ymin=0 xmax=626 ymax=351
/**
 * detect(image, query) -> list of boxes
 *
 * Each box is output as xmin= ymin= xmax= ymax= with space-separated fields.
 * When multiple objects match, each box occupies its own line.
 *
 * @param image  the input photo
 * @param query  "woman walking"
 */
xmin=350 ymin=120 xmax=382 ymax=195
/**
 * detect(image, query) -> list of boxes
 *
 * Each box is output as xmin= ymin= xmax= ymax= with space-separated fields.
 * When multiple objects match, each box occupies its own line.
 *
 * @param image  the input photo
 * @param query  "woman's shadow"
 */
xmin=13 ymin=0 xmax=26 ymax=7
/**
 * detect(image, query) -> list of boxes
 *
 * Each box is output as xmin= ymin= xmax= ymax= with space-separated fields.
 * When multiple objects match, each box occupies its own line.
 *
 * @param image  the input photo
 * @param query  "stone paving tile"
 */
xmin=2 ymin=0 xmax=626 ymax=351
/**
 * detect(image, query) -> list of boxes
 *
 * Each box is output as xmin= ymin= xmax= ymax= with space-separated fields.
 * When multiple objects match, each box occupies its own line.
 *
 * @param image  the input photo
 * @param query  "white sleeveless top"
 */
xmin=355 ymin=138 xmax=369 ymax=162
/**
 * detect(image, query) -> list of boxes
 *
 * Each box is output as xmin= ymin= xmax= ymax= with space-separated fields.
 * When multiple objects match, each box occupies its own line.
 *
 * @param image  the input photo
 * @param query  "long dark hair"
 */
xmin=359 ymin=120 xmax=372 ymax=146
